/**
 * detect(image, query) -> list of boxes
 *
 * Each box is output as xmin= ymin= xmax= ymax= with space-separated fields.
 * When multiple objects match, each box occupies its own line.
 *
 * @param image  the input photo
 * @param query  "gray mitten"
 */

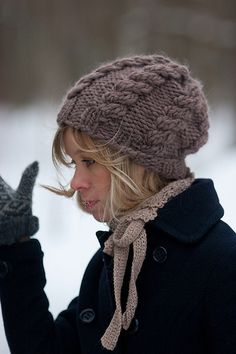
xmin=0 ymin=161 xmax=39 ymax=246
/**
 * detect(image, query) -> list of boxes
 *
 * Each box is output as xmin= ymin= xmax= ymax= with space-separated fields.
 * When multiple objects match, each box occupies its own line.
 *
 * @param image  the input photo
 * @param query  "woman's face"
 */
xmin=63 ymin=128 xmax=111 ymax=222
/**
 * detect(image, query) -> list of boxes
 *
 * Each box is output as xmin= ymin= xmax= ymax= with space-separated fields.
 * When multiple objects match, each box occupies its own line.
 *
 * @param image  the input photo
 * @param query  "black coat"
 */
xmin=0 ymin=179 xmax=236 ymax=354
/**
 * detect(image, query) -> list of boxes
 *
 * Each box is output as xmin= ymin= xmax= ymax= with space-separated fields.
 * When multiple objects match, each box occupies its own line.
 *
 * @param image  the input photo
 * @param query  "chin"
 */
xmin=92 ymin=214 xmax=108 ymax=223
xmin=92 ymin=210 xmax=110 ymax=223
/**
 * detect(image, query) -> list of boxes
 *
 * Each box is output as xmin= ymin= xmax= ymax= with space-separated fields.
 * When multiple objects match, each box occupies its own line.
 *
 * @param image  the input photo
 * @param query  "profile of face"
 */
xmin=63 ymin=128 xmax=111 ymax=222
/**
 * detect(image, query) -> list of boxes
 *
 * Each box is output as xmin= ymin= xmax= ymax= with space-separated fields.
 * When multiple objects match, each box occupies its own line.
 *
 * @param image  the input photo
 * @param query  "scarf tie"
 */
xmin=101 ymin=177 xmax=194 ymax=350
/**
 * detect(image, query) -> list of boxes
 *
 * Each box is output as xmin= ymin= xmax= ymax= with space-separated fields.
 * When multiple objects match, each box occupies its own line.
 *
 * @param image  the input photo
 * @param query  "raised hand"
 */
xmin=0 ymin=161 xmax=39 ymax=245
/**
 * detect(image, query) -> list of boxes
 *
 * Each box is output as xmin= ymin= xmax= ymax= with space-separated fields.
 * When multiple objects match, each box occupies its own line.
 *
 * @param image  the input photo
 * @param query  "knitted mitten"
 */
xmin=0 ymin=161 xmax=39 ymax=245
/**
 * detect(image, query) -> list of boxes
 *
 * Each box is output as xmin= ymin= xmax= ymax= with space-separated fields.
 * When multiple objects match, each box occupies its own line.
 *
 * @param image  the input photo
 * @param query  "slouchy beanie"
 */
xmin=57 ymin=54 xmax=209 ymax=179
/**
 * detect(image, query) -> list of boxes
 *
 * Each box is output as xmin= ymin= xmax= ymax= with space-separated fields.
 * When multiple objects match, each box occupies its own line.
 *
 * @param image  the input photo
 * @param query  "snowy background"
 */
xmin=0 ymin=104 xmax=235 ymax=353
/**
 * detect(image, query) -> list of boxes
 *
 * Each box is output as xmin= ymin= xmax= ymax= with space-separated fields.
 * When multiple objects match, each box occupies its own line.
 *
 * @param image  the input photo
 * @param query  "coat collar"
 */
xmin=96 ymin=179 xmax=224 ymax=247
xmin=146 ymin=178 xmax=224 ymax=243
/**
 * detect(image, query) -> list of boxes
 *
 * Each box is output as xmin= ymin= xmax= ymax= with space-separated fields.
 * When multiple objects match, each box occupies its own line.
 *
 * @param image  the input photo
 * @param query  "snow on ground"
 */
xmin=0 ymin=104 xmax=235 ymax=353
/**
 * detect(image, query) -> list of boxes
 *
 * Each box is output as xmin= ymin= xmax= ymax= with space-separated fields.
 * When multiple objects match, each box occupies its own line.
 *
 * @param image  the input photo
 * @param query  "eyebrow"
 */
xmin=71 ymin=149 xmax=93 ymax=158
xmin=74 ymin=149 xmax=83 ymax=155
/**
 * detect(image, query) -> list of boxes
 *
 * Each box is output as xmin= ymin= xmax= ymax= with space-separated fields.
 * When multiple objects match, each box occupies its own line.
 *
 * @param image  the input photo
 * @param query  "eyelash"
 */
xmin=69 ymin=159 xmax=95 ymax=168
xmin=83 ymin=159 xmax=95 ymax=167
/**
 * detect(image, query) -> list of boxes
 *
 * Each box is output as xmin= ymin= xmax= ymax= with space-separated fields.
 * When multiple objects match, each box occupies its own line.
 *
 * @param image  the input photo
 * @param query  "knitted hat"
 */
xmin=57 ymin=54 xmax=209 ymax=179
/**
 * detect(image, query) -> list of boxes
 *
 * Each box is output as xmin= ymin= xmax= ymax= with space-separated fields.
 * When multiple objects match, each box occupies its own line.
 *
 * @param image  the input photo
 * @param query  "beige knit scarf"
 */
xmin=101 ymin=177 xmax=194 ymax=350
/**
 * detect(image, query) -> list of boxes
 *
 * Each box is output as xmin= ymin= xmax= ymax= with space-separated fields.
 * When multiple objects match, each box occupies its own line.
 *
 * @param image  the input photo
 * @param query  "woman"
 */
xmin=0 ymin=54 xmax=236 ymax=354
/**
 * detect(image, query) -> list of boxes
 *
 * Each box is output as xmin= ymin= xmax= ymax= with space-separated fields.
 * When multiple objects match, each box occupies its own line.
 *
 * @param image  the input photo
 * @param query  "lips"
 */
xmin=82 ymin=200 xmax=98 ymax=210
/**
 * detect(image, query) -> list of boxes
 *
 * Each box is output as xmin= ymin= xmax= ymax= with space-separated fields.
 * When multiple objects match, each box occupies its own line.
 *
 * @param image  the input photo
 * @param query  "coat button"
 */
xmin=153 ymin=246 xmax=167 ymax=263
xmin=0 ymin=261 xmax=10 ymax=279
xmin=79 ymin=308 xmax=95 ymax=323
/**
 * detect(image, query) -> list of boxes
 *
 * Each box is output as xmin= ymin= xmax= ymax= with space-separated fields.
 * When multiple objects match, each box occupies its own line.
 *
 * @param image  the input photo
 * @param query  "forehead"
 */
xmin=63 ymin=128 xmax=82 ymax=156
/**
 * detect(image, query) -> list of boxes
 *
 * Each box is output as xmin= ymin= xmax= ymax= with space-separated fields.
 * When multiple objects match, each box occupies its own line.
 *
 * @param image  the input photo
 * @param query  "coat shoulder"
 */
xmin=205 ymin=220 xmax=236 ymax=256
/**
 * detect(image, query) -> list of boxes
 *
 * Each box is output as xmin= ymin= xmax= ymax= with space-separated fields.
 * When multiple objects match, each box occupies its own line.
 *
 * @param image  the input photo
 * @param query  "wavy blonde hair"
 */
xmin=46 ymin=126 xmax=171 ymax=221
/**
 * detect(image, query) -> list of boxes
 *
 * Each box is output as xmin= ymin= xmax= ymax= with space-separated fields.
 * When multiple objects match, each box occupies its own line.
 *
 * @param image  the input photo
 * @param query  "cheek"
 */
xmin=96 ymin=170 xmax=111 ymax=192
xmin=104 ymin=176 xmax=111 ymax=194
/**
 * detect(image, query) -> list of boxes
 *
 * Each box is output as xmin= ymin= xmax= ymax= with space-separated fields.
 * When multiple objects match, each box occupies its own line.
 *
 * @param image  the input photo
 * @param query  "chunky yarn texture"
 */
xmin=57 ymin=54 xmax=209 ymax=179
xmin=0 ymin=161 xmax=39 ymax=245
xmin=101 ymin=176 xmax=194 ymax=350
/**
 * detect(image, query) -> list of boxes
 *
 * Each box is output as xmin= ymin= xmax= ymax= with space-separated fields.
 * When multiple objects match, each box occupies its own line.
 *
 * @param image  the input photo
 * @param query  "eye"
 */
xmin=82 ymin=159 xmax=95 ymax=167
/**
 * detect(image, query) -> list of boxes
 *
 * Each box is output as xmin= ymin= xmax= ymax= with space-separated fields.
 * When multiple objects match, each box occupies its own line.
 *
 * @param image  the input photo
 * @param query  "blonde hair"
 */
xmin=46 ymin=126 xmax=171 ymax=221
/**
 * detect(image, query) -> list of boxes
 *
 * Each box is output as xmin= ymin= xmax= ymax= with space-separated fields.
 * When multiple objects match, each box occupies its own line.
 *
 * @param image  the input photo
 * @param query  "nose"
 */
xmin=70 ymin=168 xmax=90 ymax=191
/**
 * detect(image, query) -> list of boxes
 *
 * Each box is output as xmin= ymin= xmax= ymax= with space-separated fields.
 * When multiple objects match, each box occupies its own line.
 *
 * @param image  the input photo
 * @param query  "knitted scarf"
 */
xmin=101 ymin=177 xmax=194 ymax=350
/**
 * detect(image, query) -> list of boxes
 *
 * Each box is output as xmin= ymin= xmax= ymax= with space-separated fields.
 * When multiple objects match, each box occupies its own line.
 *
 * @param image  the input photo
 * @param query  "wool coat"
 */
xmin=0 ymin=178 xmax=236 ymax=354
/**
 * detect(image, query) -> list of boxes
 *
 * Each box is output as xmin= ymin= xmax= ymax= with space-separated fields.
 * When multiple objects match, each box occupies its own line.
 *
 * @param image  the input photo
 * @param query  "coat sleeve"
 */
xmin=205 ymin=238 xmax=236 ymax=354
xmin=0 ymin=239 xmax=80 ymax=354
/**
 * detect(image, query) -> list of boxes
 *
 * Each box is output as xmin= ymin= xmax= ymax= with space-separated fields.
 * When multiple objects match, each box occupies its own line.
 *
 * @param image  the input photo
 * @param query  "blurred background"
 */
xmin=0 ymin=0 xmax=236 ymax=352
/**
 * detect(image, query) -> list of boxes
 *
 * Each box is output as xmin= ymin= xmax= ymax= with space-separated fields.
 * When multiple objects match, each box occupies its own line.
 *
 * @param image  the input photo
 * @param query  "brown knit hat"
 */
xmin=57 ymin=54 xmax=209 ymax=179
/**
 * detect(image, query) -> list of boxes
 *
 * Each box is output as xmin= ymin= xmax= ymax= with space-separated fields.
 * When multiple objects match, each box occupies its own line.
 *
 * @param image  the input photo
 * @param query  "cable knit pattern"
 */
xmin=57 ymin=54 xmax=209 ymax=179
xmin=101 ymin=177 xmax=194 ymax=350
